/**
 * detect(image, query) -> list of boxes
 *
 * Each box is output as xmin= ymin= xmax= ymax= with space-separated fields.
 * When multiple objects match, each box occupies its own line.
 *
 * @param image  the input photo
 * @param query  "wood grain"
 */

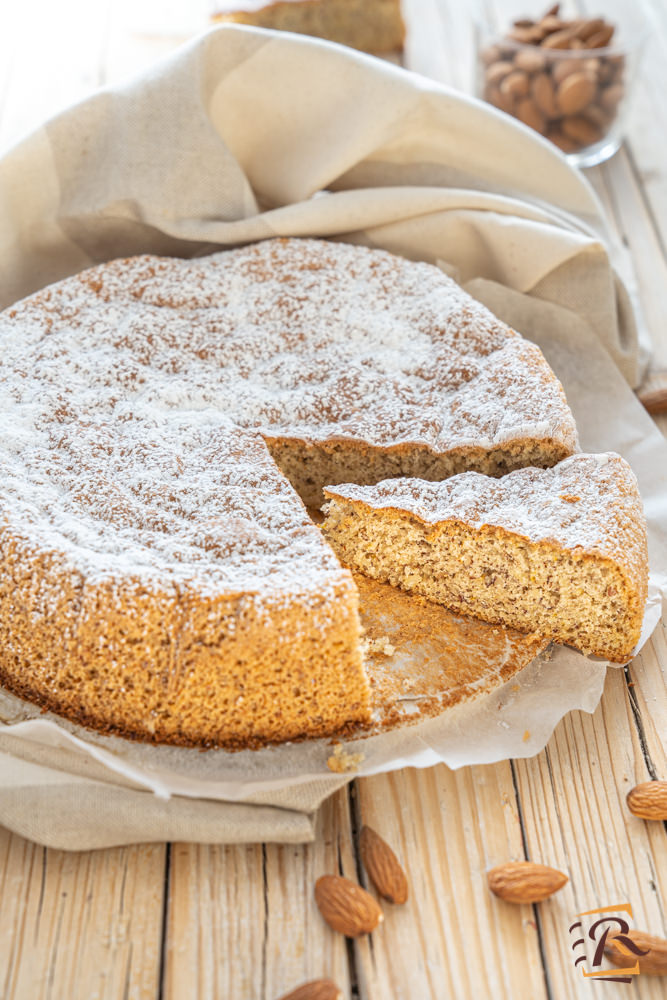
xmin=350 ymin=766 xmax=548 ymax=1000
xmin=0 ymin=829 xmax=165 ymax=1000
xmin=163 ymin=791 xmax=352 ymax=1000
xmin=514 ymin=667 xmax=667 ymax=999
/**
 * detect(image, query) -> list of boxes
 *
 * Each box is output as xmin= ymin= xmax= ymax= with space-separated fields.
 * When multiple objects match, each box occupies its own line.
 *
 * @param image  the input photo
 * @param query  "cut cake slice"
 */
xmin=322 ymin=453 xmax=649 ymax=663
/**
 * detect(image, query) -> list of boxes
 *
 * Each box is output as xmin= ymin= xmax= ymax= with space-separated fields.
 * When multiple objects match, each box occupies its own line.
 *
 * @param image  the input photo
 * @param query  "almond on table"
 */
xmin=314 ymin=875 xmax=384 ymax=937
xmin=626 ymin=780 xmax=667 ymax=820
xmin=487 ymin=862 xmax=568 ymax=904
xmin=359 ymin=825 xmax=409 ymax=904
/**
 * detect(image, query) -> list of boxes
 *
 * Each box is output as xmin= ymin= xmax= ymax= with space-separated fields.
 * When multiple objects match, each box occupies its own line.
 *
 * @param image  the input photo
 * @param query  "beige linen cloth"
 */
xmin=0 ymin=26 xmax=648 ymax=848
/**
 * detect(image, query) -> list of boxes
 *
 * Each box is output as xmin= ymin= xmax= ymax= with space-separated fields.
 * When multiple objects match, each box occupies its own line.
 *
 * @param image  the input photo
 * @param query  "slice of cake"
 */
xmin=322 ymin=454 xmax=649 ymax=662
xmin=211 ymin=0 xmax=406 ymax=53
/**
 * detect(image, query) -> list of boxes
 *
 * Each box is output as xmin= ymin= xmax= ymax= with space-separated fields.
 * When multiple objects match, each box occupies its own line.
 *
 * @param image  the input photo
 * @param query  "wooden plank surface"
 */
xmin=0 ymin=2 xmax=665 ymax=999
xmin=0 ymin=831 xmax=165 ymax=1000
xmin=163 ymin=793 xmax=353 ymax=999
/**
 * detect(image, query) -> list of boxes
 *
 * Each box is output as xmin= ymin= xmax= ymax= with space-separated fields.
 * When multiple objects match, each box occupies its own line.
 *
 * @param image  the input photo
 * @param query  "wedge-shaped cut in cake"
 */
xmin=323 ymin=454 xmax=649 ymax=663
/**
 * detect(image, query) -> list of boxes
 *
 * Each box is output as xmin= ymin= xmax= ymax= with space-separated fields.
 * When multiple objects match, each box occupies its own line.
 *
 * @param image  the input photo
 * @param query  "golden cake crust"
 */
xmin=0 ymin=237 xmax=579 ymax=746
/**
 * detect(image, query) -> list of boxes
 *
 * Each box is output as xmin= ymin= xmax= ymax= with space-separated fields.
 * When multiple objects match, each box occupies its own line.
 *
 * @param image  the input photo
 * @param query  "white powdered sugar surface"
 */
xmin=0 ymin=237 xmax=576 ymax=599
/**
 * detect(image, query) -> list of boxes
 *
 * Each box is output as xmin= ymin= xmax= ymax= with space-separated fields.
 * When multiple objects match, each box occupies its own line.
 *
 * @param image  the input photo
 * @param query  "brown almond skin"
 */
xmin=557 ymin=72 xmax=597 ymax=115
xmin=485 ymin=84 xmax=516 ymax=116
xmin=532 ymin=72 xmax=558 ymax=118
xmin=485 ymin=61 xmax=515 ymax=85
xmin=552 ymin=57 xmax=587 ymax=85
xmin=500 ymin=70 xmax=530 ymax=99
xmin=314 ymin=875 xmax=384 ymax=937
xmin=514 ymin=48 xmax=546 ymax=74
xmin=515 ymin=97 xmax=546 ymax=134
xmin=487 ymin=862 xmax=568 ymax=903
xmin=275 ymin=980 xmax=342 ymax=1000
xmin=359 ymin=825 xmax=409 ymax=904
xmin=627 ymin=780 xmax=667 ymax=820
xmin=561 ymin=114 xmax=601 ymax=145
xmin=574 ymin=17 xmax=605 ymax=42
xmin=605 ymin=930 xmax=667 ymax=976
xmin=541 ymin=28 xmax=575 ymax=50
xmin=587 ymin=24 xmax=615 ymax=49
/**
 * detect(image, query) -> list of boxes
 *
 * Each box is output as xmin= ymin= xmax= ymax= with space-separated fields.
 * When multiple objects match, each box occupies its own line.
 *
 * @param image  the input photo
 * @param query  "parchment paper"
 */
xmin=0 ymin=26 xmax=664 ymax=847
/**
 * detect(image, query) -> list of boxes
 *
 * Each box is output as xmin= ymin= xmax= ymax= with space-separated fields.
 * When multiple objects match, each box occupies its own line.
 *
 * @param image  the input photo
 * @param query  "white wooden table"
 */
xmin=0 ymin=2 xmax=665 ymax=998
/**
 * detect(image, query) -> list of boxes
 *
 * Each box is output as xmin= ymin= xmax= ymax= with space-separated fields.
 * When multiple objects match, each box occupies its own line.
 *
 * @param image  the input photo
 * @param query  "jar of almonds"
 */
xmin=476 ymin=1 xmax=649 ymax=167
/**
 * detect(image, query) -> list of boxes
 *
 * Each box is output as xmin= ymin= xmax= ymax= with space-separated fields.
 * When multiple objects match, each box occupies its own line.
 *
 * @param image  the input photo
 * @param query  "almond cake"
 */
xmin=0 ymin=237 xmax=584 ymax=746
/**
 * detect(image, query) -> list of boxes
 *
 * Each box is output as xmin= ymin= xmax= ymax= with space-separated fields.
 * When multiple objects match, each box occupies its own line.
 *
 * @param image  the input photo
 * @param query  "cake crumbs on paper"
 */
xmin=362 ymin=636 xmax=396 ymax=657
xmin=523 ymin=729 xmax=531 ymax=742
xmin=326 ymin=742 xmax=365 ymax=774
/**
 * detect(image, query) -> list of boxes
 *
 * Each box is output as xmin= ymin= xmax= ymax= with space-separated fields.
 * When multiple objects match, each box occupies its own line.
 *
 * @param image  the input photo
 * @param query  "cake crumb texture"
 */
xmin=323 ymin=454 xmax=649 ymax=663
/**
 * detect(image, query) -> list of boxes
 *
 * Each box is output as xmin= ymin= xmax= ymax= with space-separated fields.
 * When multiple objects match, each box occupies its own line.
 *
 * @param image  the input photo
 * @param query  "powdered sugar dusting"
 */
xmin=0 ymin=237 xmax=576 ymax=598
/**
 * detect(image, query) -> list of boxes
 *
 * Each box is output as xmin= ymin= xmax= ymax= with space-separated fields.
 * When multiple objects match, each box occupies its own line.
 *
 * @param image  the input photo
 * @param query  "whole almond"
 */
xmin=561 ymin=114 xmax=601 ymax=145
xmin=275 ymin=980 xmax=342 ymax=1000
xmin=573 ymin=17 xmax=605 ymax=42
xmin=485 ymin=60 xmax=515 ymax=85
xmin=509 ymin=25 xmax=544 ymax=45
xmin=485 ymin=84 xmax=516 ymax=116
xmin=552 ymin=57 xmax=586 ymax=85
xmin=583 ymin=103 xmax=613 ymax=129
xmin=586 ymin=24 xmax=615 ymax=49
xmin=627 ymin=780 xmax=667 ymax=820
xmin=557 ymin=72 xmax=597 ymax=115
xmin=359 ymin=825 xmax=409 ymax=904
xmin=514 ymin=48 xmax=546 ymax=73
xmin=532 ymin=72 xmax=558 ymax=118
xmin=541 ymin=27 xmax=575 ymax=49
xmin=515 ymin=97 xmax=546 ymax=134
xmin=539 ymin=14 xmax=565 ymax=35
xmin=314 ymin=875 xmax=383 ymax=936
xmin=604 ymin=930 xmax=667 ymax=976
xmin=500 ymin=69 xmax=530 ymax=99
xmin=487 ymin=861 xmax=568 ymax=903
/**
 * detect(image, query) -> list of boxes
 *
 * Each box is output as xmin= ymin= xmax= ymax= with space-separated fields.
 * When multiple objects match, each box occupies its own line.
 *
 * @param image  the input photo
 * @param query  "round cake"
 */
xmin=0 ymin=238 xmax=578 ymax=747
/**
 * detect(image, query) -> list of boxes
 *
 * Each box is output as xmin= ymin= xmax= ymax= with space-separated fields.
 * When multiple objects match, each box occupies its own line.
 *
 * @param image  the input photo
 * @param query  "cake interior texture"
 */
xmin=323 ymin=455 xmax=648 ymax=663
xmin=211 ymin=0 xmax=406 ymax=53
xmin=267 ymin=436 xmax=573 ymax=510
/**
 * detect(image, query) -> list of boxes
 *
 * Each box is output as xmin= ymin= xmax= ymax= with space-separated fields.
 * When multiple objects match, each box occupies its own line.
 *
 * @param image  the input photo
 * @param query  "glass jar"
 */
xmin=475 ymin=1 xmax=650 ymax=167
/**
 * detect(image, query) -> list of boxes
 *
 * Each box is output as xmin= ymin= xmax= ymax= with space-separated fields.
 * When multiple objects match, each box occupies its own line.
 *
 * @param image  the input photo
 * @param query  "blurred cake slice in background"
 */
xmin=211 ymin=0 xmax=405 ymax=53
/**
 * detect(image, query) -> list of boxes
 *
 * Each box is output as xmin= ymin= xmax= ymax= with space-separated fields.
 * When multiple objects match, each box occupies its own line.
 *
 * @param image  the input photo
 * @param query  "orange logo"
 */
xmin=569 ymin=904 xmax=648 ymax=983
